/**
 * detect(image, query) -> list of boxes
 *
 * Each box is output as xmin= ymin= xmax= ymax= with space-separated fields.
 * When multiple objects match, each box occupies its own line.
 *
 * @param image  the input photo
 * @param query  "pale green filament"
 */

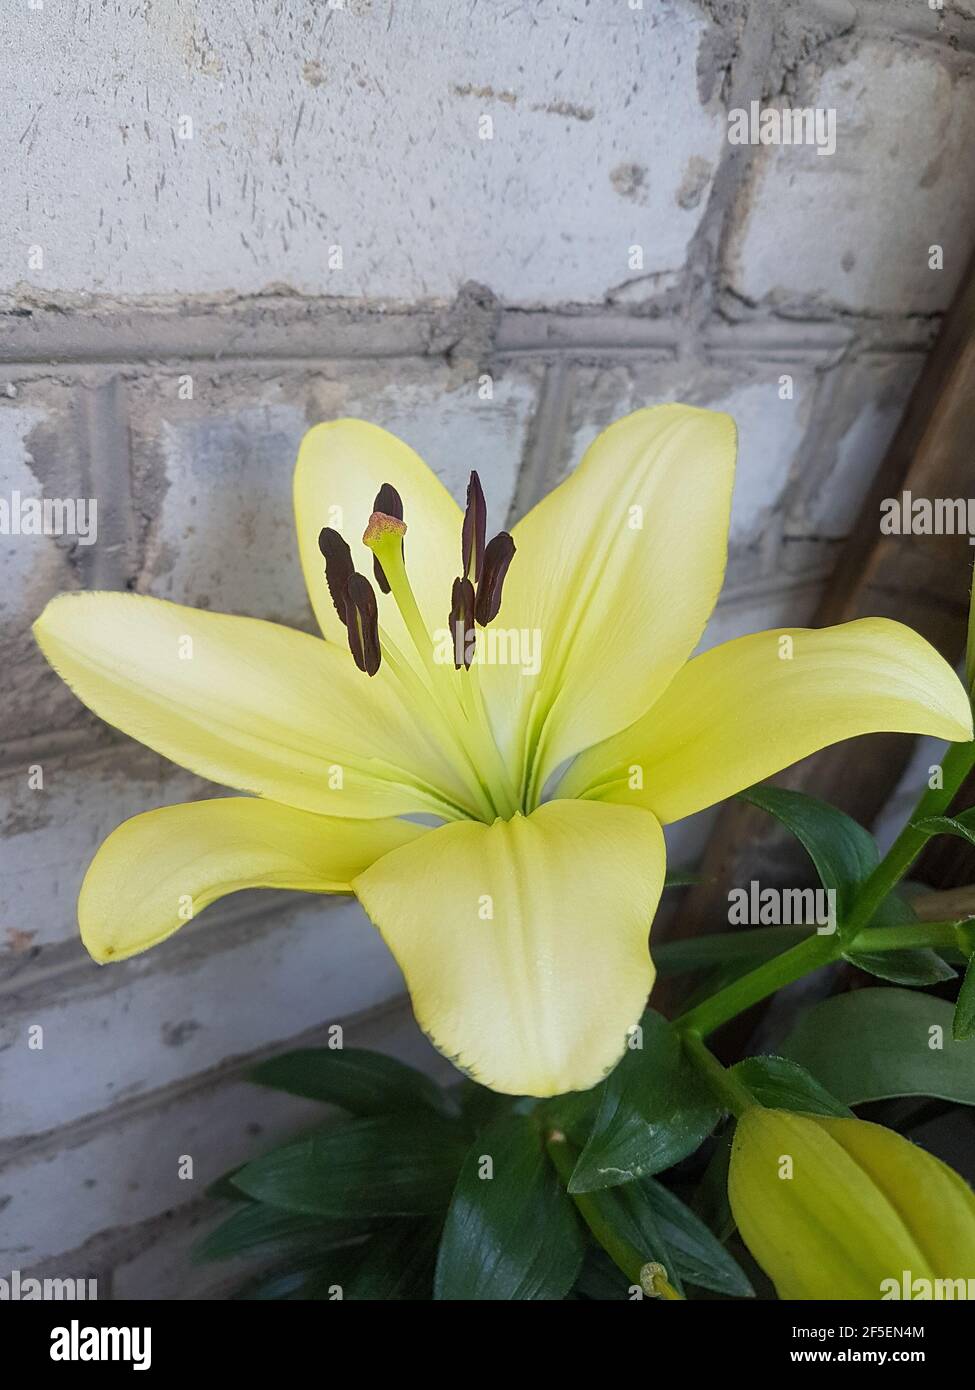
xmin=367 ymin=530 xmax=518 ymax=821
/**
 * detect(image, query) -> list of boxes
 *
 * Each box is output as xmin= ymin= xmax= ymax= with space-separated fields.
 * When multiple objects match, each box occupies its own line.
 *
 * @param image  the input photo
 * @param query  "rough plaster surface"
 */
xmin=4 ymin=0 xmax=723 ymax=304
xmin=727 ymin=40 xmax=975 ymax=313
xmin=0 ymin=894 xmax=405 ymax=1142
xmin=1 ymin=1004 xmax=447 ymax=1269
xmin=131 ymin=364 xmax=538 ymax=623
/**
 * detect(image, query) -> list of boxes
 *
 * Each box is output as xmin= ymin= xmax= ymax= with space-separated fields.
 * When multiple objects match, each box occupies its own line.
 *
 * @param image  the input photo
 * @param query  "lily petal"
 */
xmin=80 ymin=797 xmax=426 ymax=962
xmin=353 ymin=800 xmax=666 ymax=1097
xmin=294 ymin=420 xmax=462 ymax=654
xmin=34 ymin=592 xmax=476 ymax=820
xmin=481 ymin=405 xmax=736 ymax=803
xmin=563 ymin=618 xmax=974 ymax=824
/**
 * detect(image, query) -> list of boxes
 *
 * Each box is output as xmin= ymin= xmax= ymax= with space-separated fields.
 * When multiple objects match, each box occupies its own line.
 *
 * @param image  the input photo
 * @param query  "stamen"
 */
xmin=318 ymin=527 xmax=355 ymax=626
xmin=343 ymin=572 xmax=382 ymax=677
xmin=462 ymin=471 xmax=487 ymax=584
xmin=362 ymin=499 xmax=520 ymax=819
xmin=372 ymin=483 xmax=404 ymax=594
xmin=449 ymin=577 xmax=476 ymax=670
xmin=475 ymin=532 xmax=516 ymax=626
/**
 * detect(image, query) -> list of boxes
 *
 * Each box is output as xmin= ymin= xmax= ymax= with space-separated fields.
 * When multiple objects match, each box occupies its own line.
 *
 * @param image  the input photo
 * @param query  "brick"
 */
xmin=0 ymin=895 xmax=410 ymax=1141
xmin=130 ymin=364 xmax=539 ymax=624
xmin=0 ymin=385 xmax=92 ymax=745
xmin=0 ymin=748 xmax=208 ymax=967
xmin=1 ymin=2 xmax=723 ymax=304
xmin=784 ymin=355 xmax=924 ymax=542
xmin=726 ymin=42 xmax=975 ymax=313
xmin=0 ymin=1006 xmax=448 ymax=1270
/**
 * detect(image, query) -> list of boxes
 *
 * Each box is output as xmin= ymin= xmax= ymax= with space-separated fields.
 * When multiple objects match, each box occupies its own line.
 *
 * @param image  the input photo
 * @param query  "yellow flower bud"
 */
xmin=729 ymin=1108 xmax=975 ymax=1300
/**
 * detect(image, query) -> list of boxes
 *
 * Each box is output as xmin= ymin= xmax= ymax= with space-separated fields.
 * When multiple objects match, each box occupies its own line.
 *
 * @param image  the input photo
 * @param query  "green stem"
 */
xmin=546 ymin=1132 xmax=682 ymax=1296
xmin=841 ymin=739 xmax=975 ymax=940
xmin=676 ymin=933 xmax=838 ymax=1039
xmin=681 ymin=1032 xmax=758 ymax=1117
xmin=848 ymin=919 xmax=962 ymax=953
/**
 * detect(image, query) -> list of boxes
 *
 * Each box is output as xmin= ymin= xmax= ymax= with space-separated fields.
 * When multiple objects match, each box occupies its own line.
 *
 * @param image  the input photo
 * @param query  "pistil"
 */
xmin=364 ymin=511 xmax=519 ymax=820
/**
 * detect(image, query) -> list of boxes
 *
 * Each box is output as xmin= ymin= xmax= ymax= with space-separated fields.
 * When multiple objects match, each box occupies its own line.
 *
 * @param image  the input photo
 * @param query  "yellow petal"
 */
xmin=814 ymin=1114 xmax=975 ymax=1285
xmin=80 ymin=797 xmax=426 ymax=962
xmin=480 ymin=405 xmax=736 ymax=804
xmin=353 ymin=799 xmax=666 ymax=1096
xmin=34 ymin=592 xmax=476 ymax=820
xmin=728 ymin=1110 xmax=933 ymax=1300
xmin=294 ymin=419 xmax=462 ymax=653
xmin=729 ymin=1109 xmax=975 ymax=1299
xmin=564 ymin=618 xmax=974 ymax=823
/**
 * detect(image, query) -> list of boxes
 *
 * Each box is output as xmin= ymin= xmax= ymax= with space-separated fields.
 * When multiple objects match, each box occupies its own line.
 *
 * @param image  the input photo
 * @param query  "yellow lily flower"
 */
xmin=729 ymin=1108 xmax=975 ymax=1299
xmin=33 ymin=406 xmax=972 ymax=1097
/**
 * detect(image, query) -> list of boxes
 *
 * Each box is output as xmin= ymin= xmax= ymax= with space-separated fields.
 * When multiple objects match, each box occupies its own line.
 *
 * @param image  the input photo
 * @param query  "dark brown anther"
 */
xmin=372 ymin=483 xmax=404 ymax=594
xmin=318 ymin=527 xmax=355 ymax=626
xmin=475 ymin=532 xmax=516 ymax=626
xmin=343 ymin=572 xmax=382 ymax=676
xmin=461 ymin=471 xmax=487 ymax=584
xmin=449 ymin=576 xmax=476 ymax=670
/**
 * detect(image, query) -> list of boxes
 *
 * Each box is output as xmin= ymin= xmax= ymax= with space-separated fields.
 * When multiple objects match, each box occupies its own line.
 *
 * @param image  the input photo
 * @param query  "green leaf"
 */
xmin=640 ymin=1179 xmax=754 ymax=1298
xmin=844 ymin=890 xmax=956 ymax=985
xmin=664 ymin=869 xmax=700 ymax=888
xmin=435 ymin=1115 xmax=585 ymax=1300
xmin=234 ymin=1249 xmax=362 ymax=1301
xmin=654 ymin=925 xmax=809 ymax=977
xmin=844 ymin=947 xmax=956 ymax=986
xmin=194 ymin=1202 xmax=370 ymax=1263
xmin=692 ymin=1131 xmax=735 ymax=1243
xmin=912 ymin=808 xmax=975 ymax=852
xmin=205 ymin=1169 xmax=249 ymax=1202
xmin=568 ymin=1011 xmax=721 ymax=1193
xmin=953 ymin=956 xmax=975 ymax=1042
xmin=739 ymin=784 xmax=878 ymax=915
xmin=732 ymin=1055 xmax=852 ymax=1118
xmin=571 ymin=1249 xmax=634 ymax=1301
xmin=783 ymin=987 xmax=975 ymax=1105
xmin=232 ymin=1113 xmax=467 ymax=1217
xmin=573 ymin=1176 xmax=752 ymax=1298
xmin=343 ymin=1222 xmax=439 ymax=1300
xmin=249 ymin=1047 xmax=450 ymax=1116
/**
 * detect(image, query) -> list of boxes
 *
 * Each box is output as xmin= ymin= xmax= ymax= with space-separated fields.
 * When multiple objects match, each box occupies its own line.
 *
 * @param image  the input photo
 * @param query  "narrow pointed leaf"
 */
xmin=640 ymin=1179 xmax=754 ymax=1297
xmin=913 ymin=808 xmax=975 ymax=851
xmin=435 ymin=1115 xmax=585 ymax=1300
xmin=232 ymin=1114 xmax=467 ymax=1217
xmin=844 ymin=947 xmax=956 ymax=986
xmin=739 ymin=784 xmax=878 ymax=917
xmin=343 ymin=1222 xmax=439 ymax=1300
xmin=569 ymin=1011 xmax=720 ymax=1193
xmin=654 ymin=924 xmax=808 ymax=977
xmin=194 ymin=1202 xmax=369 ymax=1263
xmin=249 ymin=1047 xmax=450 ymax=1116
xmin=663 ymin=868 xmax=700 ymax=888
xmin=953 ymin=955 xmax=975 ymax=1042
xmin=732 ymin=1055 xmax=852 ymax=1118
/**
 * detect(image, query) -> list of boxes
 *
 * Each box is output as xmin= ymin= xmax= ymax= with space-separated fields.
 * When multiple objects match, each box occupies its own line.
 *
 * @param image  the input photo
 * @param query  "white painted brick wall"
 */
xmin=2 ymin=0 xmax=723 ymax=304
xmin=2 ymin=1003 xmax=448 ymax=1271
xmin=0 ymin=896 xmax=407 ymax=1142
xmin=727 ymin=40 xmax=975 ymax=313
xmin=130 ymin=363 xmax=539 ymax=623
